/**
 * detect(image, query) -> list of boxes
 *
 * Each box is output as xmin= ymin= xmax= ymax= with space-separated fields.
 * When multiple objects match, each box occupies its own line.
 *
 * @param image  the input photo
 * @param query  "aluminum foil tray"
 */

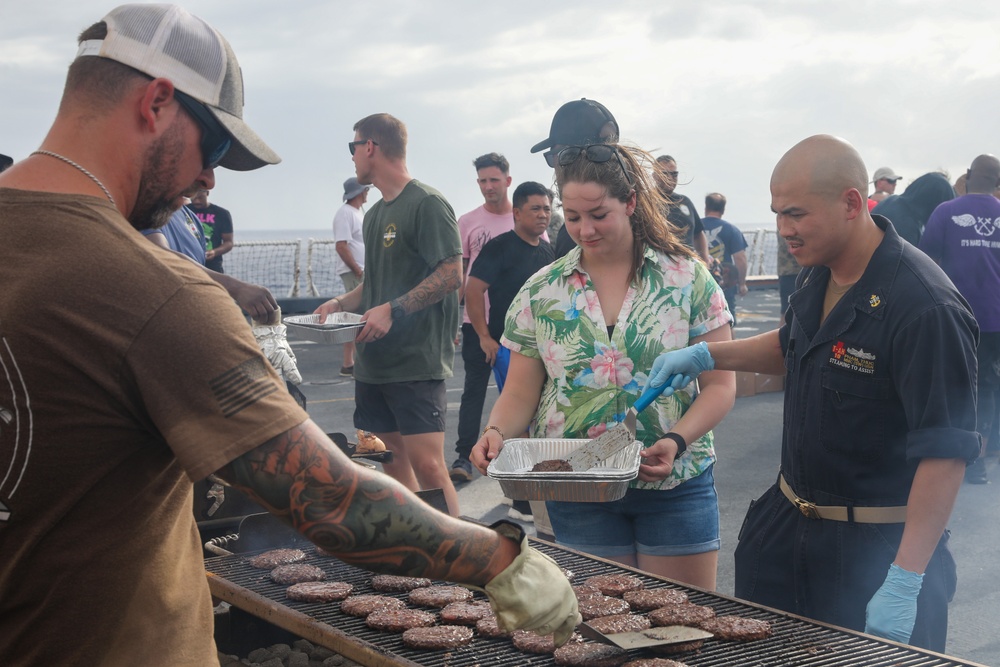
xmin=487 ymin=438 xmax=641 ymax=502
xmin=283 ymin=312 xmax=364 ymax=345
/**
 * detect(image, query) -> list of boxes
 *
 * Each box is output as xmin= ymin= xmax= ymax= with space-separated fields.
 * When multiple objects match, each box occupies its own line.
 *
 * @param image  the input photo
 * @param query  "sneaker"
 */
xmin=339 ymin=366 xmax=354 ymax=377
xmin=449 ymin=457 xmax=473 ymax=483
xmin=965 ymin=458 xmax=989 ymax=485
xmin=508 ymin=500 xmax=534 ymax=523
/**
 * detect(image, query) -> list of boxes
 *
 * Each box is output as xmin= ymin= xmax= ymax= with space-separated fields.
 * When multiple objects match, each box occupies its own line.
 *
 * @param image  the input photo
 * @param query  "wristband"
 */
xmin=663 ymin=432 xmax=687 ymax=458
xmin=333 ymin=296 xmax=343 ymax=310
xmin=482 ymin=425 xmax=504 ymax=440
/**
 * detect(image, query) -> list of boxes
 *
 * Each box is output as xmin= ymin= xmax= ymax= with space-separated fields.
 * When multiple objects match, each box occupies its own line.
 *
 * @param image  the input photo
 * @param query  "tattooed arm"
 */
xmin=216 ymin=418 xmax=519 ymax=584
xmin=394 ymin=254 xmax=462 ymax=315
xmin=354 ymin=254 xmax=462 ymax=343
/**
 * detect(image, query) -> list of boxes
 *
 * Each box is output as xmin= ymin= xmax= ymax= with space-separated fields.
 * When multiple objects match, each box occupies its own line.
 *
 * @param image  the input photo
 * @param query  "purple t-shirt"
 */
xmin=919 ymin=193 xmax=1000 ymax=331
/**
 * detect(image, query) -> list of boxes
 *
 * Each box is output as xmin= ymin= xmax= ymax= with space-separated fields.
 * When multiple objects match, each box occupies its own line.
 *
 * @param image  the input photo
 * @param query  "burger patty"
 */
xmin=366 ymin=608 xmax=437 ymax=633
xmin=648 ymin=639 xmax=705 ymax=656
xmin=532 ymin=459 xmax=574 ymax=472
xmin=370 ymin=574 xmax=432 ymax=593
xmin=401 ymin=625 xmax=474 ymax=650
xmin=475 ymin=615 xmax=511 ymax=639
xmin=578 ymin=594 xmax=631 ymax=620
xmin=553 ymin=642 xmax=630 ymax=667
xmin=585 ymin=574 xmax=644 ymax=597
xmin=269 ymin=564 xmax=326 ymax=585
xmin=285 ymin=581 xmax=353 ymax=603
xmin=574 ymin=584 xmax=603 ymax=601
xmin=648 ymin=603 xmax=716 ymax=629
xmin=340 ymin=594 xmax=406 ymax=617
xmin=439 ymin=600 xmax=493 ymax=625
xmin=623 ymin=588 xmax=688 ymax=611
xmin=248 ymin=548 xmax=306 ymax=569
xmin=700 ymin=615 xmax=773 ymax=641
xmin=623 ymin=658 xmax=692 ymax=667
xmin=408 ymin=585 xmax=474 ymax=608
xmin=511 ymin=629 xmax=560 ymax=654
xmin=586 ymin=613 xmax=652 ymax=635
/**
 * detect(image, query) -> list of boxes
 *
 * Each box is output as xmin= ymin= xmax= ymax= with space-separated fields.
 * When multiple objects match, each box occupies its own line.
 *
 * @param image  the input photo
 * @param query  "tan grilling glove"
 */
xmin=481 ymin=521 xmax=581 ymax=646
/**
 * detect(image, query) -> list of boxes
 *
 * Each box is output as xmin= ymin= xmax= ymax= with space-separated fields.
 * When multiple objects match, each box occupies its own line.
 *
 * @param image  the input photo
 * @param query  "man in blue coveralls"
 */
xmin=645 ymin=135 xmax=979 ymax=652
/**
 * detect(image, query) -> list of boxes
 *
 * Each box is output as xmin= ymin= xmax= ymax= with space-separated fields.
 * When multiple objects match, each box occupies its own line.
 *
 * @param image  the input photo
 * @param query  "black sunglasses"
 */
xmin=556 ymin=144 xmax=633 ymax=185
xmin=174 ymin=89 xmax=231 ymax=170
xmin=348 ymin=139 xmax=379 ymax=156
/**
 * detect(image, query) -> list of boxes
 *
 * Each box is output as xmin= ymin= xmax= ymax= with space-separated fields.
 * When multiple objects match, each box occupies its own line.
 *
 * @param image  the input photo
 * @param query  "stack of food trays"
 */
xmin=487 ymin=438 xmax=641 ymax=502
xmin=282 ymin=312 xmax=364 ymax=345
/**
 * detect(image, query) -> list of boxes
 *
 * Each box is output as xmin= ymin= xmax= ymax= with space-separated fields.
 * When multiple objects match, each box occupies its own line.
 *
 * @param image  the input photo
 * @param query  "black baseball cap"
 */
xmin=530 ymin=99 xmax=620 ymax=153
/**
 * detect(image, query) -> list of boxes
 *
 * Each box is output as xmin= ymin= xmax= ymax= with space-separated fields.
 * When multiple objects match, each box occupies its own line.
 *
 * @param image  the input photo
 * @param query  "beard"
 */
xmin=129 ymin=121 xmax=190 ymax=231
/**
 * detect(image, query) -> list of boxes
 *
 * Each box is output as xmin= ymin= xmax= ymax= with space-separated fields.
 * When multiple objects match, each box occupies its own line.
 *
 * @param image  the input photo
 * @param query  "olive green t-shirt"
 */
xmin=356 ymin=180 xmax=462 ymax=383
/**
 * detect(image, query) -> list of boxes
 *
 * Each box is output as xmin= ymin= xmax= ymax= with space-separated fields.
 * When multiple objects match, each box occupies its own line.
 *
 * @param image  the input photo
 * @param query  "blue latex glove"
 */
xmin=647 ymin=341 xmax=715 ymax=396
xmin=865 ymin=564 xmax=924 ymax=644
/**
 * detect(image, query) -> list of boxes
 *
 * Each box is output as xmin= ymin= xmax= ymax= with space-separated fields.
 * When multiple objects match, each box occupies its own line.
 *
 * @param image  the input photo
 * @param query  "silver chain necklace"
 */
xmin=31 ymin=150 xmax=116 ymax=207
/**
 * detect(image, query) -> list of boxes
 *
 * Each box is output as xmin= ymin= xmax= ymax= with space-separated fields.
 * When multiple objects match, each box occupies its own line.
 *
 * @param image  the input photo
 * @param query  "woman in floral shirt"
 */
xmin=470 ymin=144 xmax=736 ymax=589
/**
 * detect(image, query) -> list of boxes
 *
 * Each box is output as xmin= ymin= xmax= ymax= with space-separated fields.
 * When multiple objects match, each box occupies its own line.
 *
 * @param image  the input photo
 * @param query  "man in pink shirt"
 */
xmin=451 ymin=153 xmax=515 ymax=482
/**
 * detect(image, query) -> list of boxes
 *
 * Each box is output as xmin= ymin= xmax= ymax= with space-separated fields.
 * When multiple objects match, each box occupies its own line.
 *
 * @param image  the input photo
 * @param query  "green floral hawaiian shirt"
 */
xmin=502 ymin=245 xmax=732 ymax=490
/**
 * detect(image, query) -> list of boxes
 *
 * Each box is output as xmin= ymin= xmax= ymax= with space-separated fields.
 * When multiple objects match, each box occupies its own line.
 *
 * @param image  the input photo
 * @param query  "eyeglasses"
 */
xmin=556 ymin=144 xmax=633 ymax=185
xmin=174 ymin=89 xmax=231 ymax=170
xmin=663 ymin=170 xmax=679 ymax=178
xmin=349 ymin=139 xmax=379 ymax=156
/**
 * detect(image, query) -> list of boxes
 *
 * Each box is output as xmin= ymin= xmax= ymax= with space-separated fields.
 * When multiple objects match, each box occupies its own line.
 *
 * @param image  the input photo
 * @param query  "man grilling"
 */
xmin=0 ymin=5 xmax=579 ymax=665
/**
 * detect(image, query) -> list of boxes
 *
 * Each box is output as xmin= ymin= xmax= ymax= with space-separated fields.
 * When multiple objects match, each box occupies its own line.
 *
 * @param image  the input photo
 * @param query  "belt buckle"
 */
xmin=794 ymin=497 xmax=820 ymax=519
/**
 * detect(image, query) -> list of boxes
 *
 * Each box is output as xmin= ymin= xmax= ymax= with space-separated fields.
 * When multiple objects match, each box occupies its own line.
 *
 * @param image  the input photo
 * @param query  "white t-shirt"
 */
xmin=332 ymin=202 xmax=365 ymax=276
xmin=459 ymin=205 xmax=514 ymax=324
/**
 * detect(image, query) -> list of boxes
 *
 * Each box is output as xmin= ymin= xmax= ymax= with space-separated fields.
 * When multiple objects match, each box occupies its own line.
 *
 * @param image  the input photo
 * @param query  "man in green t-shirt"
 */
xmin=316 ymin=113 xmax=463 ymax=516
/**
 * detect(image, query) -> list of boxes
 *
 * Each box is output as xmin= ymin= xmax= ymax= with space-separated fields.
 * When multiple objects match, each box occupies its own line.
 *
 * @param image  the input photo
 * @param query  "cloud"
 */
xmin=3 ymin=0 xmax=1000 ymax=232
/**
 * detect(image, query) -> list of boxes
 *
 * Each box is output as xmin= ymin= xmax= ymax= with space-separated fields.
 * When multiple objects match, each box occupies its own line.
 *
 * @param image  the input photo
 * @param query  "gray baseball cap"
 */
xmin=75 ymin=4 xmax=279 ymax=171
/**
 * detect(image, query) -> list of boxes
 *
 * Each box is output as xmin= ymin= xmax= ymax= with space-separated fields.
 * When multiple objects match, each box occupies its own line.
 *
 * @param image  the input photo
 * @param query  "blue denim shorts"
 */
xmin=545 ymin=465 xmax=720 ymax=558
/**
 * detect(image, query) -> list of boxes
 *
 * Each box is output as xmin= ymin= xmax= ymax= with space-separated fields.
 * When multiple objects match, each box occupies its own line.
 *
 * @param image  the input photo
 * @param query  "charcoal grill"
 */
xmin=205 ymin=517 xmax=987 ymax=667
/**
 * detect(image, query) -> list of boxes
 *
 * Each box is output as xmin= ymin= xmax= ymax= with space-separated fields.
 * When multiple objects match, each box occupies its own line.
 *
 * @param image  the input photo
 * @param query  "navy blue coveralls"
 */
xmin=734 ymin=217 xmax=980 ymax=652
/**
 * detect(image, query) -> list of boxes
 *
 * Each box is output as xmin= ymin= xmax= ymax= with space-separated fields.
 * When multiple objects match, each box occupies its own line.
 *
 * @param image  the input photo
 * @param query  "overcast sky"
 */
xmin=4 ymin=1 xmax=1000 ymax=234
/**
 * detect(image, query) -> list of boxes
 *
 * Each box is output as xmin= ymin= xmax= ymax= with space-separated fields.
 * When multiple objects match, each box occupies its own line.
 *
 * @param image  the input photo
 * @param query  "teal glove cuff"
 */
xmin=883 ymin=563 xmax=924 ymax=598
xmin=692 ymin=341 xmax=715 ymax=371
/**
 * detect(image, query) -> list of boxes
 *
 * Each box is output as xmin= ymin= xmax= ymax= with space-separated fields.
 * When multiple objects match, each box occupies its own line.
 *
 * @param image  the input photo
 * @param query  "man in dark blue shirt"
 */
xmin=646 ymin=135 xmax=979 ymax=652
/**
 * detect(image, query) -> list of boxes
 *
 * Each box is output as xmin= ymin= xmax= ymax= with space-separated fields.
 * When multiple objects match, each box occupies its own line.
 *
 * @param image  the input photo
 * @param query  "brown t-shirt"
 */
xmin=0 ymin=190 xmax=308 ymax=666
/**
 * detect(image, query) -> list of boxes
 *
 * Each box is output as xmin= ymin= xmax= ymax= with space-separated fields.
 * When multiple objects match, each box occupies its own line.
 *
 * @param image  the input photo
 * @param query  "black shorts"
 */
xmin=354 ymin=379 xmax=447 ymax=435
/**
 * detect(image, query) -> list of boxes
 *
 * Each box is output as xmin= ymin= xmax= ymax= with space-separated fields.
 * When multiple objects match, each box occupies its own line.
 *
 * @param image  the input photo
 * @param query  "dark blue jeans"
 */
xmin=454 ymin=323 xmax=493 ymax=461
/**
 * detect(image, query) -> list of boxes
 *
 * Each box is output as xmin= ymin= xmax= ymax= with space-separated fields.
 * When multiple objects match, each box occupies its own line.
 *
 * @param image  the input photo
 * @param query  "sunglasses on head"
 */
xmin=556 ymin=144 xmax=633 ymax=185
xmin=173 ymin=89 xmax=231 ymax=170
xmin=348 ymin=139 xmax=379 ymax=156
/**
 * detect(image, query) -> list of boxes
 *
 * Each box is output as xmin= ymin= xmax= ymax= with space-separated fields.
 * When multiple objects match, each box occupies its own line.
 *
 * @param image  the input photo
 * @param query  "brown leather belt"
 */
xmin=779 ymin=474 xmax=907 ymax=524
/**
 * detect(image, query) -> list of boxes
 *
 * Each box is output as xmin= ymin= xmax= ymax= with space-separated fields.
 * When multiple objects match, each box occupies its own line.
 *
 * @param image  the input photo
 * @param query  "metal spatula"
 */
xmin=579 ymin=622 xmax=713 ymax=649
xmin=564 ymin=377 xmax=673 ymax=472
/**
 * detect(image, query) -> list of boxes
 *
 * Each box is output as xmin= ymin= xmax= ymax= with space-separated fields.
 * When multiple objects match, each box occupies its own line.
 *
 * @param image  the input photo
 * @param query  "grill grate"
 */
xmin=205 ymin=538 xmax=984 ymax=667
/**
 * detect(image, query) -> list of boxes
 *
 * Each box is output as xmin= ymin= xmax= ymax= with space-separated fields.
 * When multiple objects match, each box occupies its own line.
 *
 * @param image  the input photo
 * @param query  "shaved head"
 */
xmin=770 ymin=135 xmax=881 ymax=279
xmin=967 ymin=154 xmax=1000 ymax=194
xmin=771 ymin=134 xmax=870 ymax=200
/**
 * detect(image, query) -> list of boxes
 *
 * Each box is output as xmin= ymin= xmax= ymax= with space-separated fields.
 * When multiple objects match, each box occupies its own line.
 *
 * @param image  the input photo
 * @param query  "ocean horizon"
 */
xmin=238 ymin=222 xmax=775 ymax=243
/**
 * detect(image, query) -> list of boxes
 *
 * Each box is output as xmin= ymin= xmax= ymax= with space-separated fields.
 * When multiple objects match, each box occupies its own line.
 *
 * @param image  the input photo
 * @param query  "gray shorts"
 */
xmin=340 ymin=271 xmax=363 ymax=292
xmin=354 ymin=379 xmax=447 ymax=435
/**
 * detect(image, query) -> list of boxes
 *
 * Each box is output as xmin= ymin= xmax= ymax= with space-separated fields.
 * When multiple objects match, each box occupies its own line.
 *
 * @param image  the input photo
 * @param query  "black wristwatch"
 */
xmin=663 ymin=432 xmax=687 ymax=458
xmin=390 ymin=299 xmax=406 ymax=321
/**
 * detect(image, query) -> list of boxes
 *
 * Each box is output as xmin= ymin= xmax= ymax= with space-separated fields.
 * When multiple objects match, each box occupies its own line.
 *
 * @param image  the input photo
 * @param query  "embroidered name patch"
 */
xmin=829 ymin=340 xmax=877 ymax=375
